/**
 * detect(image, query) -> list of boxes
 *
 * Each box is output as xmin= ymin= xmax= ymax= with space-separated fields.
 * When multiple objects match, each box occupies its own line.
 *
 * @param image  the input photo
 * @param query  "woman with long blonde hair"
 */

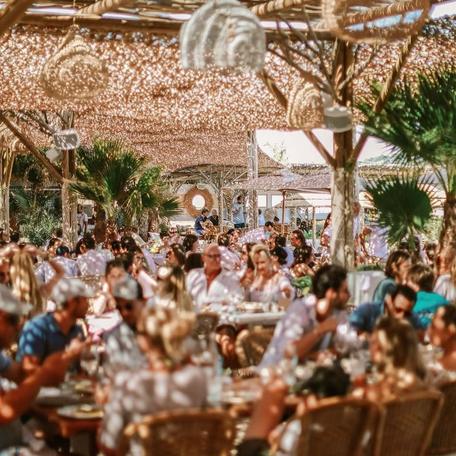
xmin=355 ymin=316 xmax=427 ymax=402
xmin=434 ymin=245 xmax=456 ymax=302
xmin=99 ymin=308 xmax=207 ymax=454
xmin=3 ymin=245 xmax=63 ymax=314
xmin=153 ymin=266 xmax=193 ymax=313
xmin=245 ymin=244 xmax=293 ymax=308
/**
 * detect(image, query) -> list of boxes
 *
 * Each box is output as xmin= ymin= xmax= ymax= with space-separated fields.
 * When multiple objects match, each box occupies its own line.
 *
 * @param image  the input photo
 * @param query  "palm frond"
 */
xmin=365 ymin=175 xmax=438 ymax=246
xmin=359 ymin=66 xmax=456 ymax=195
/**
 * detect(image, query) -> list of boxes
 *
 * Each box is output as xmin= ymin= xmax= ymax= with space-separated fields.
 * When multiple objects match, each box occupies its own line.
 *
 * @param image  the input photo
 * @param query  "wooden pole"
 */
xmin=246 ymin=131 xmax=258 ymax=229
xmin=312 ymin=205 xmax=316 ymax=248
xmin=281 ymin=190 xmax=286 ymax=235
xmin=330 ymin=40 xmax=355 ymax=269
xmin=0 ymin=0 xmax=36 ymax=37
xmin=60 ymin=111 xmax=78 ymax=248
xmin=0 ymin=113 xmax=63 ymax=183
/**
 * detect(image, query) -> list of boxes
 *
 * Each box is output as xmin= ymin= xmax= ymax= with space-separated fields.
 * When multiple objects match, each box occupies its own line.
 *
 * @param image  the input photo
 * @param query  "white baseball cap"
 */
xmin=50 ymin=278 xmax=94 ymax=306
xmin=0 ymin=285 xmax=32 ymax=315
xmin=113 ymin=276 xmax=142 ymax=301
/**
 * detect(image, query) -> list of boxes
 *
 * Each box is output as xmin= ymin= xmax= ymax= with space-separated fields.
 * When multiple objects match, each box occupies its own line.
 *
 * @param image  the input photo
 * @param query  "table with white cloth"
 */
xmin=218 ymin=311 xmax=285 ymax=327
xmin=85 ymin=311 xmax=121 ymax=337
xmin=347 ymin=270 xmax=385 ymax=307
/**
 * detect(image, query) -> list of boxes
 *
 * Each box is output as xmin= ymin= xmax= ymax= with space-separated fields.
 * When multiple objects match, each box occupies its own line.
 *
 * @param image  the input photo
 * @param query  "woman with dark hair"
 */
xmin=373 ymin=250 xmax=412 ymax=305
xmin=184 ymin=252 xmax=204 ymax=272
xmin=166 ymin=243 xmax=186 ymax=269
xmin=182 ymin=234 xmax=199 ymax=256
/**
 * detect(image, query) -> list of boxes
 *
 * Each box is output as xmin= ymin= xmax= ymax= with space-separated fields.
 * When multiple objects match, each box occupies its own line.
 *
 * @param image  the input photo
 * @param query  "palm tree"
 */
xmin=71 ymin=139 xmax=180 ymax=228
xmin=364 ymin=175 xmax=438 ymax=251
xmin=359 ymin=67 xmax=456 ymax=250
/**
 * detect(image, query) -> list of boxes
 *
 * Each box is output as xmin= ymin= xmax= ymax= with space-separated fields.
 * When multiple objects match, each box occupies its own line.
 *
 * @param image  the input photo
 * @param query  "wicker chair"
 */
xmin=374 ymin=390 xmax=443 ymax=456
xmin=427 ymin=381 xmax=456 ymax=455
xmin=192 ymin=312 xmax=220 ymax=340
xmin=235 ymin=326 xmax=275 ymax=368
xmin=274 ymin=397 xmax=379 ymax=456
xmin=121 ymin=408 xmax=235 ymax=456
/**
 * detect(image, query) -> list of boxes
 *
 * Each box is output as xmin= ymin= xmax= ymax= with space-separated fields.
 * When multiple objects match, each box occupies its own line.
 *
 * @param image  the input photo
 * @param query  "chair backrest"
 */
xmin=235 ymin=326 xmax=275 ymax=368
xmin=192 ymin=312 xmax=219 ymax=339
xmin=285 ymin=397 xmax=379 ymax=456
xmin=374 ymin=389 xmax=443 ymax=456
xmin=121 ymin=408 xmax=235 ymax=456
xmin=427 ymin=380 xmax=456 ymax=455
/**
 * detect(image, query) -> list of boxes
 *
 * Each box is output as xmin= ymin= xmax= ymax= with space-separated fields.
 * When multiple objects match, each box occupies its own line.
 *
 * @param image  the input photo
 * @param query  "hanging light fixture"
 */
xmin=180 ymin=0 xmax=266 ymax=71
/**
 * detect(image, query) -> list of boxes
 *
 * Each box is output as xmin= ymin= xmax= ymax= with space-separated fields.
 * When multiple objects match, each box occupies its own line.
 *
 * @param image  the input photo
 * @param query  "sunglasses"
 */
xmin=116 ymin=302 xmax=134 ymax=312
xmin=5 ymin=313 xmax=20 ymax=326
xmin=394 ymin=306 xmax=411 ymax=317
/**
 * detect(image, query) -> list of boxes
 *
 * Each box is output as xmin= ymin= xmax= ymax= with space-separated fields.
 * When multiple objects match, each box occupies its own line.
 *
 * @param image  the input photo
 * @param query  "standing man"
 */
xmin=194 ymin=208 xmax=209 ymax=236
xmin=77 ymin=205 xmax=88 ymax=236
xmin=233 ymin=195 xmax=245 ymax=229
xmin=209 ymin=209 xmax=219 ymax=227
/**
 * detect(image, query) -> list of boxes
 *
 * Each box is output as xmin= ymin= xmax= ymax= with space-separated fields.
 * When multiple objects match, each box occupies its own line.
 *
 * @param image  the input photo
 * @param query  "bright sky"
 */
xmin=258 ymin=1 xmax=456 ymax=165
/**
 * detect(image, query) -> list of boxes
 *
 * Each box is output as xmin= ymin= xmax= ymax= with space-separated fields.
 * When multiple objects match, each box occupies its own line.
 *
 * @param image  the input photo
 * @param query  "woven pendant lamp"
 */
xmin=322 ymin=0 xmax=430 ymax=44
xmin=40 ymin=26 xmax=109 ymax=100
xmin=286 ymin=77 xmax=324 ymax=130
xmin=180 ymin=0 xmax=266 ymax=71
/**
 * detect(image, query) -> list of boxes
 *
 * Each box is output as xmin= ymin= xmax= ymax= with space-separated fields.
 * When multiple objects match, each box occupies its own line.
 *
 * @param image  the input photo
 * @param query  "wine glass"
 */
xmin=80 ymin=345 xmax=100 ymax=378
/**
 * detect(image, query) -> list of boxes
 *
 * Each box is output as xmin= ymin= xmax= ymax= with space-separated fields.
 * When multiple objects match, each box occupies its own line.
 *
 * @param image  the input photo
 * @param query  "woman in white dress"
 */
xmin=245 ymin=244 xmax=293 ymax=308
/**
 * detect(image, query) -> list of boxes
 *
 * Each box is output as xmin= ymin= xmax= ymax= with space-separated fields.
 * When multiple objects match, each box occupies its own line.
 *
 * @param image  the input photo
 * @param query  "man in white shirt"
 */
xmin=186 ymin=244 xmax=243 ymax=309
xmin=232 ymin=195 xmax=245 ymax=229
xmin=259 ymin=265 xmax=350 ymax=369
xmin=77 ymin=235 xmax=107 ymax=276
xmin=36 ymin=245 xmax=79 ymax=283
xmin=77 ymin=205 xmax=88 ymax=235
xmin=217 ymin=234 xmax=240 ymax=271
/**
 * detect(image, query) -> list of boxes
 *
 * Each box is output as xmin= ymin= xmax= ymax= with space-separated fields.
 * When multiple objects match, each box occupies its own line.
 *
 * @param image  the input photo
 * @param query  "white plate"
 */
xmin=57 ymin=404 xmax=103 ymax=420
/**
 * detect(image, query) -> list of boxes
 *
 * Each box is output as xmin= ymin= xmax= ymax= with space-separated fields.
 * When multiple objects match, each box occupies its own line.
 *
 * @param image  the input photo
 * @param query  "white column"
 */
xmin=246 ymin=131 xmax=258 ymax=229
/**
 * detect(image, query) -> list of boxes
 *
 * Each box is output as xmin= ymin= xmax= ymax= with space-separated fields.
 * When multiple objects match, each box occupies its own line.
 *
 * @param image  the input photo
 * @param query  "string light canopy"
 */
xmin=0 ymin=19 xmax=455 ymax=168
xmin=180 ymin=0 xmax=266 ymax=71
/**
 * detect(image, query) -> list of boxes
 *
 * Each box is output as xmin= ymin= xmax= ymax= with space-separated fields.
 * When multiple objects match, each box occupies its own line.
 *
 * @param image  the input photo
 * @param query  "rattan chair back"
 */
xmin=193 ymin=312 xmax=219 ymax=339
xmin=374 ymin=390 xmax=443 ymax=456
xmin=235 ymin=326 xmax=275 ymax=368
xmin=427 ymin=380 xmax=456 ymax=455
xmin=121 ymin=408 xmax=235 ymax=456
xmin=285 ymin=397 xmax=379 ymax=456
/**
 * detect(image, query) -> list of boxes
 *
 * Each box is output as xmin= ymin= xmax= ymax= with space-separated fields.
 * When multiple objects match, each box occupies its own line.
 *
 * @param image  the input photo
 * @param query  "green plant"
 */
xmin=364 ymin=175 xmax=437 ymax=250
xmin=359 ymin=66 xmax=456 ymax=250
xmin=71 ymin=139 xmax=180 ymax=226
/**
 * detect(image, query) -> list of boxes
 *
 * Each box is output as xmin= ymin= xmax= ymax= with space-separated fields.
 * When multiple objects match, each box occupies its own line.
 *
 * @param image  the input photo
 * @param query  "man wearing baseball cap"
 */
xmin=103 ymin=276 xmax=146 ymax=374
xmin=17 ymin=278 xmax=93 ymax=373
xmin=0 ymin=285 xmax=75 ymax=450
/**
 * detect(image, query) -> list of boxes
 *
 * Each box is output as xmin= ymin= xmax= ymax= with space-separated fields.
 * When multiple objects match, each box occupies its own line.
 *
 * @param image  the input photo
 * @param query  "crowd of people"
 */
xmin=0 ymin=220 xmax=455 ymax=454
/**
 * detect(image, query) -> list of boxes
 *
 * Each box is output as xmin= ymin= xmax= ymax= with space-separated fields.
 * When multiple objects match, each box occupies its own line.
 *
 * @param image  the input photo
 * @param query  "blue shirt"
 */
xmin=0 ymin=351 xmax=12 ymax=374
xmin=194 ymin=215 xmax=206 ymax=235
xmin=350 ymin=302 xmax=425 ymax=333
xmin=413 ymin=291 xmax=449 ymax=328
xmin=372 ymin=277 xmax=396 ymax=305
xmin=17 ymin=313 xmax=84 ymax=363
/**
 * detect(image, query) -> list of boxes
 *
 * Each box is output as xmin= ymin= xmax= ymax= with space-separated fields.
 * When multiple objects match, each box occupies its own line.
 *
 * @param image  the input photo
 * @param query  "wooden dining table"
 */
xmin=31 ymin=403 xmax=101 ymax=439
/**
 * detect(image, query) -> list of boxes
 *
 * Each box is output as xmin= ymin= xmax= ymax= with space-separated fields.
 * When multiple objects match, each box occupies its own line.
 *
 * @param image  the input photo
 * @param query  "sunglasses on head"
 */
xmin=116 ymin=302 xmax=134 ymax=312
